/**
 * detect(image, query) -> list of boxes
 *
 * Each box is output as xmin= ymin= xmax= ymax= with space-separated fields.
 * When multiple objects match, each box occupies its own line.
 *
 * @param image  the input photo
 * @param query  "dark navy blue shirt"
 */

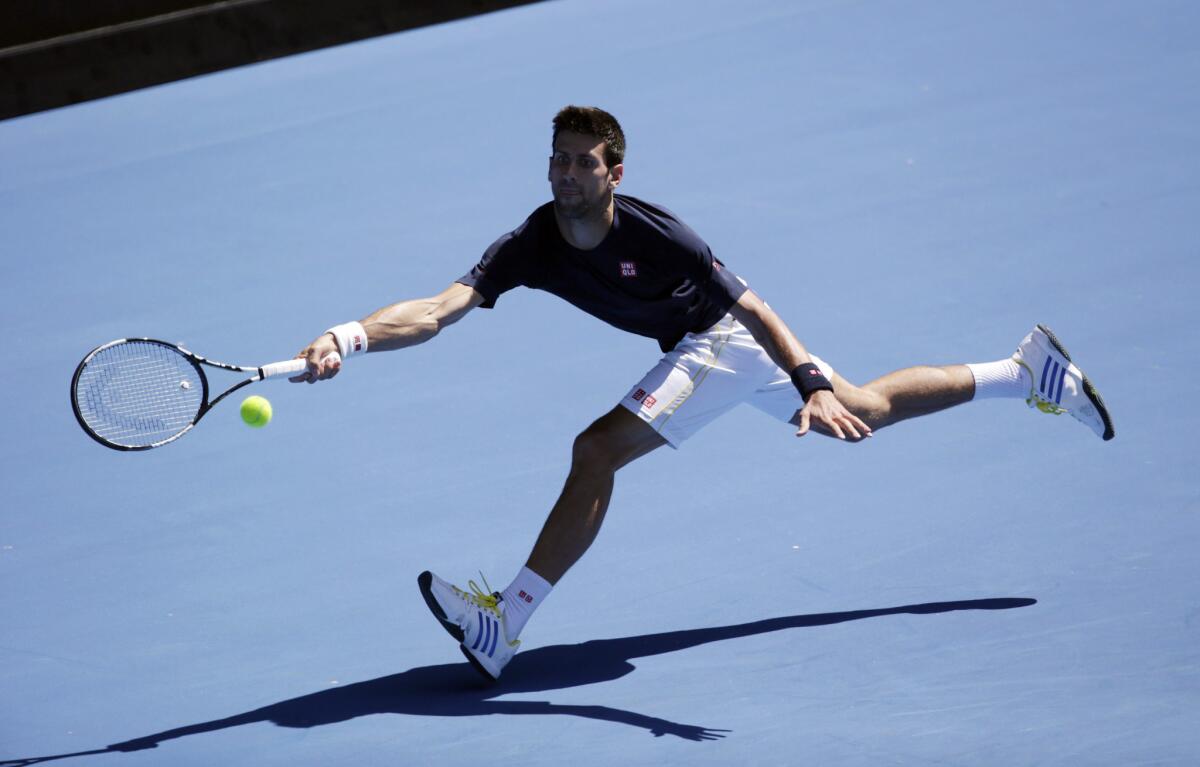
xmin=457 ymin=195 xmax=748 ymax=352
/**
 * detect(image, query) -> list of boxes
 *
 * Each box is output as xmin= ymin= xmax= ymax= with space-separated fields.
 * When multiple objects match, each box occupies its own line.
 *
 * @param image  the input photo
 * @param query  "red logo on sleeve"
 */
xmin=643 ymin=395 xmax=657 ymax=409
xmin=631 ymin=388 xmax=646 ymax=402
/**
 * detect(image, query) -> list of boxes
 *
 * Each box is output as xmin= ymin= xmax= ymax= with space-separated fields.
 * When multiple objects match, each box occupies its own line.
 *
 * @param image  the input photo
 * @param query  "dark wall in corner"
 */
xmin=1 ymin=0 xmax=546 ymax=121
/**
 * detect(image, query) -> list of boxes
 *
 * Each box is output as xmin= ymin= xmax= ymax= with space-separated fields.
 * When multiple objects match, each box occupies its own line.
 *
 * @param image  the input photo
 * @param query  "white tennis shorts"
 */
xmin=619 ymin=314 xmax=836 ymax=448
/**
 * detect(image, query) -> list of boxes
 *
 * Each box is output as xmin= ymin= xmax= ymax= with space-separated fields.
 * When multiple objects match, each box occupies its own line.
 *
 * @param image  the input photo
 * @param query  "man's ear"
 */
xmin=609 ymin=162 xmax=624 ymax=189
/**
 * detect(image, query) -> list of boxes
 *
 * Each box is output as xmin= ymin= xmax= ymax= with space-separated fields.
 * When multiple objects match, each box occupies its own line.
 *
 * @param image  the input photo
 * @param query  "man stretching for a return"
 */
xmin=292 ymin=106 xmax=1113 ymax=681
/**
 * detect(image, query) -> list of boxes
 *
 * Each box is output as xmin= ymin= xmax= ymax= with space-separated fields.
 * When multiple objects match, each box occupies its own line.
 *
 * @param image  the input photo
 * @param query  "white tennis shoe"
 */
xmin=417 ymin=571 xmax=519 ymax=680
xmin=1012 ymin=324 xmax=1114 ymax=441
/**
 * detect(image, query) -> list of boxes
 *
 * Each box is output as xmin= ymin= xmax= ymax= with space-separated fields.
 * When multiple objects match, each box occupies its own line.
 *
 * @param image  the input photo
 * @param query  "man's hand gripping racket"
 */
xmin=289 ymin=332 xmax=344 ymax=383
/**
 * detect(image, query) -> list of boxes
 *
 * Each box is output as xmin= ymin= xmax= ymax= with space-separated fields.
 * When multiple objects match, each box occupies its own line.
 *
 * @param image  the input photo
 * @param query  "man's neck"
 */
xmin=554 ymin=198 xmax=615 ymax=251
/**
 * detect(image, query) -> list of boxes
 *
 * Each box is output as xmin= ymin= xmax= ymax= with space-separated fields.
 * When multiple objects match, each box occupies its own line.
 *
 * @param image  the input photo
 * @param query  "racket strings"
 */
xmin=74 ymin=341 xmax=204 ymax=447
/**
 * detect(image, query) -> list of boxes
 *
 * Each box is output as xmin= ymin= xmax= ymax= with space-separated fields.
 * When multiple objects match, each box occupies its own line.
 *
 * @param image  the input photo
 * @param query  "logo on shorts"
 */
xmin=631 ymin=388 xmax=656 ymax=409
xmin=517 ymin=590 xmax=534 ymax=604
xmin=620 ymin=261 xmax=638 ymax=277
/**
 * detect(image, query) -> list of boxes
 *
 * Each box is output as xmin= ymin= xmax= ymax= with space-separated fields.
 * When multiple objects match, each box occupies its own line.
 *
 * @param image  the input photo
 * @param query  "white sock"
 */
xmin=966 ymin=359 xmax=1030 ymax=400
xmin=500 ymin=566 xmax=553 ymax=639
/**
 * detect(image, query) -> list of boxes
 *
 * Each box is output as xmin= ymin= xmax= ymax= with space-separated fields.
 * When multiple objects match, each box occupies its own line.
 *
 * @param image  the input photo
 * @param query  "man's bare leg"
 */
xmin=414 ymin=407 xmax=664 ymax=679
xmin=526 ymin=406 xmax=667 ymax=584
xmin=525 ymin=365 xmax=976 ymax=582
xmin=524 ymin=367 xmax=973 ymax=584
xmin=796 ymin=364 xmax=977 ymax=439
xmin=816 ymin=327 xmax=1113 ymax=442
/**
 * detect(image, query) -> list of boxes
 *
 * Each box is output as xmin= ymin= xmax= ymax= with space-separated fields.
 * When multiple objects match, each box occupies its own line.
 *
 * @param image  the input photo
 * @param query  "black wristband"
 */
xmin=790 ymin=362 xmax=833 ymax=402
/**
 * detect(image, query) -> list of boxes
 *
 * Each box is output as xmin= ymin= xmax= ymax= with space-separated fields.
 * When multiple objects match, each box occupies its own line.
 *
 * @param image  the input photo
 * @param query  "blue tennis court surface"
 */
xmin=3 ymin=1 xmax=1198 ymax=764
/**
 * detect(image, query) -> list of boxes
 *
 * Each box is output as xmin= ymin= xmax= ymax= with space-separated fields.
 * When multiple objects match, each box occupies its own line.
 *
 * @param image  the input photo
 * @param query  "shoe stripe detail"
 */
xmin=1055 ymin=365 xmax=1067 ymax=404
xmin=1040 ymin=356 xmax=1053 ymax=395
xmin=488 ymin=618 xmax=499 ymax=657
xmin=470 ymin=611 xmax=484 ymax=651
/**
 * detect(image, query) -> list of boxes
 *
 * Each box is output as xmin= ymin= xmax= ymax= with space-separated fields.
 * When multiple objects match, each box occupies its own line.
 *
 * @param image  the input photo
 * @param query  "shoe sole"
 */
xmin=1036 ymin=324 xmax=1115 ymax=441
xmin=459 ymin=645 xmax=500 ymax=681
xmin=417 ymin=571 xmax=500 ymax=682
xmin=417 ymin=571 xmax=465 ymax=642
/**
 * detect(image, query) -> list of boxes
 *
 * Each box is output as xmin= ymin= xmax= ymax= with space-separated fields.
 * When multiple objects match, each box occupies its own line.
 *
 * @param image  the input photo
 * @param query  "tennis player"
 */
xmin=293 ymin=106 xmax=1113 ymax=680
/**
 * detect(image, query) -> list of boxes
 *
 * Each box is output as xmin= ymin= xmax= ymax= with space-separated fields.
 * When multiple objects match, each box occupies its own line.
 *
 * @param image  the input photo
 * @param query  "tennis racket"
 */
xmin=70 ymin=338 xmax=337 ymax=451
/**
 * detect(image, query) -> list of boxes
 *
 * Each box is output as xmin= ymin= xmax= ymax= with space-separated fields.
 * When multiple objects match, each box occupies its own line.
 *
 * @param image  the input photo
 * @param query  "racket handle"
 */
xmin=260 ymin=352 xmax=341 ymax=380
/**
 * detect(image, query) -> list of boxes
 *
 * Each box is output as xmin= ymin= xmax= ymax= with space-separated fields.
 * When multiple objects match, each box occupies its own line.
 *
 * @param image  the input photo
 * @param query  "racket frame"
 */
xmin=71 ymin=338 xmax=297 ymax=451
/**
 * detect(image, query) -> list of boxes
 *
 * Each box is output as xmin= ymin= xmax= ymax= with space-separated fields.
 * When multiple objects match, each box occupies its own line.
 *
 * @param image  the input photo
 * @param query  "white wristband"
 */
xmin=325 ymin=321 xmax=368 ymax=359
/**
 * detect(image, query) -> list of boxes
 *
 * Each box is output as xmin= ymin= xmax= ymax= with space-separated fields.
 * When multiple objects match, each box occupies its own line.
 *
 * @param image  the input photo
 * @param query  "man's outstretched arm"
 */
xmin=728 ymin=289 xmax=871 ymax=440
xmin=292 ymin=281 xmax=484 ymax=382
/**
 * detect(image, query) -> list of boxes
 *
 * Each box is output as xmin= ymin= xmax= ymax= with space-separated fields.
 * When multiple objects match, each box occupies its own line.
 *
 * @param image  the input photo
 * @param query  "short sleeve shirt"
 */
xmin=457 ymin=194 xmax=748 ymax=352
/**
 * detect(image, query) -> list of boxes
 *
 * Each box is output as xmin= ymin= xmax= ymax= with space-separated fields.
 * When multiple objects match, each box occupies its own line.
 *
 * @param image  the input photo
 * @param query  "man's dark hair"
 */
xmin=552 ymin=105 xmax=626 ymax=169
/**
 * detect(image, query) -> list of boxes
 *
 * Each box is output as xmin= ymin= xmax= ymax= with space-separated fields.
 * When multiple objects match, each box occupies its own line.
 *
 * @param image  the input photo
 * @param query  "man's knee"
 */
xmin=570 ymin=408 xmax=664 ymax=473
xmin=571 ymin=425 xmax=623 ymax=474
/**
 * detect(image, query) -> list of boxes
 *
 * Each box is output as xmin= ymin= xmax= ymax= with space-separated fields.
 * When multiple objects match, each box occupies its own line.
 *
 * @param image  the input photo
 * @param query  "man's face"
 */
xmin=548 ymin=131 xmax=623 ymax=220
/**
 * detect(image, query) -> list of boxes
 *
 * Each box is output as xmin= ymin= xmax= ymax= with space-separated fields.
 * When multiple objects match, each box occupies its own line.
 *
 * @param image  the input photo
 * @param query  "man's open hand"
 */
xmin=796 ymin=389 xmax=872 ymax=441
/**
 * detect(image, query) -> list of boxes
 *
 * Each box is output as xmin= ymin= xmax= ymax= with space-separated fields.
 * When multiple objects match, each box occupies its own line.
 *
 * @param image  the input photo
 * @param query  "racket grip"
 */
xmin=260 ymin=353 xmax=341 ymax=379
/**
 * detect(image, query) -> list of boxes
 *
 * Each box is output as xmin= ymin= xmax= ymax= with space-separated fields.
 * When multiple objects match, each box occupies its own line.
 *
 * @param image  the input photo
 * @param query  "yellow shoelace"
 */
xmin=466 ymin=575 xmax=518 ymax=647
xmin=1032 ymin=399 xmax=1066 ymax=415
xmin=465 ymin=575 xmax=501 ymax=615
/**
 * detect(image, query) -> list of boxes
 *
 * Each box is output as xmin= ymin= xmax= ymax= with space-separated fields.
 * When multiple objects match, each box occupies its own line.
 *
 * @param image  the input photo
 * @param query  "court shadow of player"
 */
xmin=1 ymin=597 xmax=1035 ymax=765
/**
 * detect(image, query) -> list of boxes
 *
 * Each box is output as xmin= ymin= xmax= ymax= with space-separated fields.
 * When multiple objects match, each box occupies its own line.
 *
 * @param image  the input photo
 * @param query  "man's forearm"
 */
xmin=358 ymin=298 xmax=446 ymax=352
xmin=730 ymin=291 xmax=813 ymax=374
xmin=341 ymin=283 xmax=482 ymax=354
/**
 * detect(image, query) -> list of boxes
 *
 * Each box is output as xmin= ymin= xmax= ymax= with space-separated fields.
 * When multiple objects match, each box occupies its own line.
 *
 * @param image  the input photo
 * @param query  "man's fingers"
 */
xmin=320 ymin=353 xmax=342 ymax=379
xmin=290 ymin=349 xmax=338 ymax=383
xmin=826 ymin=417 xmax=846 ymax=440
xmin=797 ymin=398 xmax=875 ymax=442
xmin=309 ymin=352 xmax=342 ymax=382
xmin=839 ymin=416 xmax=861 ymax=441
xmin=795 ymin=408 xmax=811 ymax=437
xmin=836 ymin=410 xmax=872 ymax=441
xmin=850 ymin=413 xmax=873 ymax=438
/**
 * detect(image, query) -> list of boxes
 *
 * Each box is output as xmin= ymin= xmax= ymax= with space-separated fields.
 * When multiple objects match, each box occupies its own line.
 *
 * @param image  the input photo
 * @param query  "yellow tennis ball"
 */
xmin=240 ymin=395 xmax=272 ymax=428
